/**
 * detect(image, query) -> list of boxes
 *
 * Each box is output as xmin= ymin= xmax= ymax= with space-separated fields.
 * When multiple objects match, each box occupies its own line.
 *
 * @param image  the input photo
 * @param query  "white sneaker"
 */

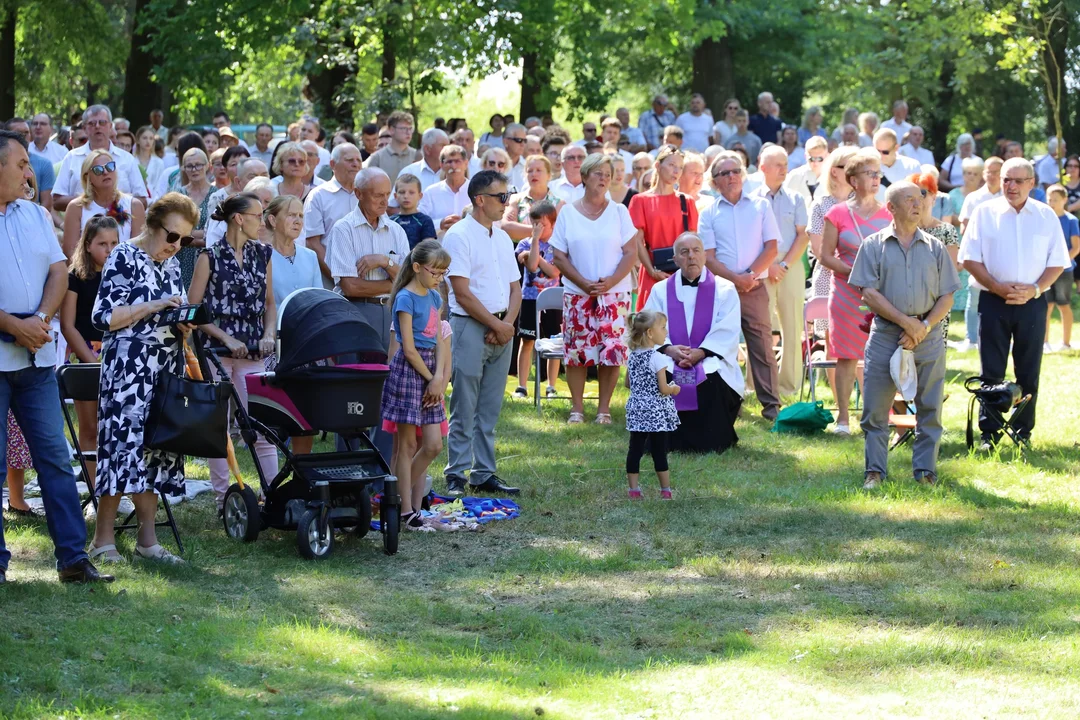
xmin=1044 ymin=342 xmax=1055 ymax=353
xmin=949 ymin=339 xmax=972 ymax=352
xmin=833 ymin=423 xmax=851 ymax=436
xmin=1056 ymin=343 xmax=1071 ymax=352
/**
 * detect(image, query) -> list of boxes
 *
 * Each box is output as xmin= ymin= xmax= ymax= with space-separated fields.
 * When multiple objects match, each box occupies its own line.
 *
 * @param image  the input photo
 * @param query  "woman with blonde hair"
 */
xmin=857 ymin=112 xmax=879 ymax=147
xmin=628 ymin=145 xmax=698 ymax=310
xmin=62 ymin=149 xmax=144 ymax=256
xmin=798 ymin=106 xmax=827 ymax=146
xmin=176 ymin=147 xmax=213 ymax=286
xmin=608 ymin=153 xmax=637 ymax=207
xmin=270 ymin=141 xmax=311 ymax=200
xmin=501 ymin=154 xmax=562 ymax=240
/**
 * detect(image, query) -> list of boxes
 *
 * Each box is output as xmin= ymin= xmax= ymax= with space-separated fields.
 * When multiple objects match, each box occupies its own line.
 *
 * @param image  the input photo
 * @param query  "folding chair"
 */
xmin=799 ymin=297 xmax=834 ymax=403
xmin=889 ymin=392 xmax=949 ymax=450
xmin=56 ymin=364 xmax=183 ymax=553
xmin=533 ymin=286 xmax=572 ymax=416
xmin=964 ymin=377 xmax=1032 ymax=451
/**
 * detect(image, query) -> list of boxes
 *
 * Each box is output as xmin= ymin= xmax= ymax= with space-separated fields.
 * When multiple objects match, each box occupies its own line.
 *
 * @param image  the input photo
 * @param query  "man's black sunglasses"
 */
xmin=505 ymin=137 xmax=527 ymax=144
xmin=477 ymin=192 xmax=511 ymax=204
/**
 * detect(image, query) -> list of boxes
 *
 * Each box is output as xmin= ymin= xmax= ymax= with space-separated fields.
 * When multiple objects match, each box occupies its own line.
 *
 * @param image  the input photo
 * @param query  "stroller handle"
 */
xmin=210 ymin=344 xmax=262 ymax=358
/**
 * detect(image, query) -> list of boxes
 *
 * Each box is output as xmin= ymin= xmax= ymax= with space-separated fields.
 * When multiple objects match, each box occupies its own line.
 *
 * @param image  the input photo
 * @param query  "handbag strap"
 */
xmin=847 ymin=205 xmax=869 ymax=244
xmin=680 ymin=193 xmax=689 ymax=232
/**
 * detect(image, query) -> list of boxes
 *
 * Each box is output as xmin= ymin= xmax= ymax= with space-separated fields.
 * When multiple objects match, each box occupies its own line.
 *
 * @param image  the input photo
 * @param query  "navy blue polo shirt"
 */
xmin=748 ymin=113 xmax=783 ymax=145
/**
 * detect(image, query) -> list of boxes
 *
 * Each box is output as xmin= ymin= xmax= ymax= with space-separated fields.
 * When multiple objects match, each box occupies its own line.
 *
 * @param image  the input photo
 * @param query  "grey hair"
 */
xmin=236 ymin=158 xmax=266 ymax=178
xmin=758 ymin=145 xmax=788 ymax=165
xmin=955 ymin=133 xmax=975 ymax=152
xmin=710 ymin=150 xmax=747 ymax=178
xmin=85 ymin=104 xmax=113 ymax=121
xmin=757 ymin=91 xmax=773 ymax=102
xmin=892 ymin=99 xmax=908 ymax=111
xmin=354 ymin=167 xmax=390 ymax=190
xmin=421 ymin=128 xmax=449 ymax=148
xmin=1001 ymin=157 xmax=1035 ymax=180
xmin=300 ymin=140 xmax=320 ymax=154
xmin=243 ymin=176 xmax=277 ymax=197
xmin=806 ymin=136 xmax=829 ymax=153
xmin=330 ymin=142 xmax=359 ymax=163
xmin=504 ymin=123 xmax=526 ymax=136
xmin=1048 ymin=136 xmax=1061 ymax=155
xmin=673 ymin=232 xmax=703 ymax=253
xmin=961 ymin=156 xmax=985 ymax=172
xmin=884 ymin=180 xmax=919 ymax=205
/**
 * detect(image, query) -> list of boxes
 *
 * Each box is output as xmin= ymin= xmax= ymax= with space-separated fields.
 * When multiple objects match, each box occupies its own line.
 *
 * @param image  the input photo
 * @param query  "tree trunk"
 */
xmin=1042 ymin=6 xmax=1068 ymax=144
xmin=520 ymin=48 xmax=555 ymax=119
xmin=692 ymin=34 xmax=735 ymax=118
xmin=123 ymin=0 xmax=167 ymax=126
xmin=379 ymin=1 xmax=398 ymax=118
xmin=0 ymin=4 xmax=15 ymax=120
xmin=927 ymin=58 xmax=956 ymax=164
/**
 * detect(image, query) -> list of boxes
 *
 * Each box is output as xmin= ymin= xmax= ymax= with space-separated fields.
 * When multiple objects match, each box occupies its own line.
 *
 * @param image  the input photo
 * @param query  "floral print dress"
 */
xmin=923 ymin=222 xmax=960 ymax=340
xmin=178 ymin=185 xmax=216 ymax=288
xmin=202 ymin=240 xmax=271 ymax=352
xmin=93 ymin=242 xmax=187 ymax=497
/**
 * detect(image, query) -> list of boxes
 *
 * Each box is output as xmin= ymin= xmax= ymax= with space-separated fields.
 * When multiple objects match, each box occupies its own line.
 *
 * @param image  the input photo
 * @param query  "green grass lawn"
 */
xmin=4 ymin=317 xmax=1080 ymax=719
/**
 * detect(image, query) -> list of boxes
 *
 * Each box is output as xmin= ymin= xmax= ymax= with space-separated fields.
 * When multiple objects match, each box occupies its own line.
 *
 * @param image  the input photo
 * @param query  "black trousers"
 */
xmin=627 ymin=431 xmax=669 ymax=474
xmin=977 ymin=291 xmax=1047 ymax=439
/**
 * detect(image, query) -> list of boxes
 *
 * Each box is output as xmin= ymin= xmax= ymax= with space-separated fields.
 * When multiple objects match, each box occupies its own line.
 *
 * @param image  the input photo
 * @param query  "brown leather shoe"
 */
xmin=863 ymin=471 xmax=882 ymax=489
xmin=58 ymin=559 xmax=114 ymax=584
xmin=917 ymin=472 xmax=937 ymax=486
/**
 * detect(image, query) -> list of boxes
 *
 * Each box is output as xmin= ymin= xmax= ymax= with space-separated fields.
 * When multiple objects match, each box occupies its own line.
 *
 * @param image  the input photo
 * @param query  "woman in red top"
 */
xmin=628 ymin=145 xmax=699 ymax=309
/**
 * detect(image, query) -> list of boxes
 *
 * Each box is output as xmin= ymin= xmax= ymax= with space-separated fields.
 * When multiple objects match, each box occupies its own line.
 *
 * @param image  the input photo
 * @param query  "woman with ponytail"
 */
xmin=187 ymin=192 xmax=278 ymax=509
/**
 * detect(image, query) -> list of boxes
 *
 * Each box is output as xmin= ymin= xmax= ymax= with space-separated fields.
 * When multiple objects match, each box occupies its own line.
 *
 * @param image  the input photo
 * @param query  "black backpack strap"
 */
xmin=680 ymin=194 xmax=689 ymax=232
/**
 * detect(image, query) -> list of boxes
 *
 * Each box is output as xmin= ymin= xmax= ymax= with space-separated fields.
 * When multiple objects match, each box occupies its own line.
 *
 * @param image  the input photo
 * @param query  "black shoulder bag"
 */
xmin=144 ymin=338 xmax=232 ymax=458
xmin=650 ymin=194 xmax=690 ymax=274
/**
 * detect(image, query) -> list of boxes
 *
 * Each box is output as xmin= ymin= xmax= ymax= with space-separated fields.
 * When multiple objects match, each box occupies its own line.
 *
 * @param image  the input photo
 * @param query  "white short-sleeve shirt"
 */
xmin=417 ymin=180 xmax=470 ymax=228
xmin=675 ymin=112 xmax=714 ymax=153
xmin=548 ymin=201 xmax=637 ymax=296
xmin=325 ymin=209 xmax=410 ymax=298
xmin=443 ymin=213 xmax=521 ymax=315
xmin=698 ymin=192 xmax=781 ymax=277
xmin=303 ymin=178 xmax=358 ymax=242
xmin=54 ymin=143 xmax=148 ymax=199
xmin=959 ymin=195 xmax=1071 ymax=288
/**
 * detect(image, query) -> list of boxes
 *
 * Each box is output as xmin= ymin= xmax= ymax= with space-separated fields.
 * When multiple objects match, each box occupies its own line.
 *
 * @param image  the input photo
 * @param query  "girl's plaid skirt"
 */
xmin=380 ymin=347 xmax=446 ymax=427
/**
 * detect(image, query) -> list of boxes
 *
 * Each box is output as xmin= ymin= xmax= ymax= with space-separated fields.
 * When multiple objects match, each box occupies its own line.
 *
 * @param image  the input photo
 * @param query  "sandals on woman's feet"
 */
xmin=594 ymin=413 xmax=612 ymax=425
xmin=89 ymin=543 xmax=126 ymax=563
xmin=403 ymin=511 xmax=435 ymax=533
xmin=135 ymin=544 xmax=185 ymax=564
xmin=568 ymin=412 xmax=585 ymax=425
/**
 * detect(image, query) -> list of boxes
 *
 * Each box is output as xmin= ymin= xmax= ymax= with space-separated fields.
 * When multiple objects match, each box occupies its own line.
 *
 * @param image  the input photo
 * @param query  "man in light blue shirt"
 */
xmin=0 ymin=131 xmax=110 ymax=584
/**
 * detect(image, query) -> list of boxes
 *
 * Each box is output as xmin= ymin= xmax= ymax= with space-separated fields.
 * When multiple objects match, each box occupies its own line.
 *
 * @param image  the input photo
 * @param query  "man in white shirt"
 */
xmin=452 ymin=127 xmax=482 ymax=177
xmin=27 ymin=113 xmax=66 ymax=164
xmin=873 ymin=128 xmax=921 ymax=202
xmin=53 ymin=104 xmax=147 ymax=209
xmin=959 ymin=157 xmax=1071 ymax=447
xmin=149 ymin=109 xmax=168 ymax=142
xmin=442 ymin=170 xmax=521 ymax=496
xmin=304 ymin=142 xmax=362 ymax=281
xmin=784 ymin=136 xmax=827 ymax=203
xmin=898 ymin=126 xmax=934 ymax=166
xmin=616 ymin=107 xmax=646 ymax=154
xmin=249 ymin=123 xmax=277 ymax=167
xmin=394 ymin=128 xmax=448 ymax=199
xmin=418 ymin=144 xmax=470 ymax=235
xmin=572 ymin=121 xmax=598 ymax=148
xmin=600 ymin=118 xmax=634 ymax=179
xmin=300 ymin=116 xmax=332 ymax=177
xmin=501 ymin=123 xmax=528 ymax=191
xmin=699 ymin=151 xmax=782 ymax=420
xmin=752 ymin=146 xmax=809 ymax=397
xmin=879 ymin=100 xmax=912 ymax=142
xmin=1034 ymin=136 xmax=1065 ymax=189
xmin=549 ymin=145 xmax=587 ymax=203
xmin=675 ymin=93 xmax=714 ymax=153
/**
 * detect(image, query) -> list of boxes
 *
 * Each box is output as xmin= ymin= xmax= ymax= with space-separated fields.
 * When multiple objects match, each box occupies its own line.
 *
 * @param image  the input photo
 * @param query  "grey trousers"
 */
xmin=860 ymin=321 xmax=947 ymax=478
xmin=445 ymin=315 xmax=513 ymax=485
xmin=741 ymin=284 xmax=781 ymax=419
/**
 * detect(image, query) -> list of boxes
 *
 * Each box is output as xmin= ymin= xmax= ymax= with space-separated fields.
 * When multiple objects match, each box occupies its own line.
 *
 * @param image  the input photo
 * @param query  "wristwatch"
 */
xmin=35 ymin=311 xmax=51 ymax=324
xmin=386 ymin=256 xmax=396 ymax=269
xmin=922 ymin=319 xmax=931 ymax=330
xmin=1033 ymin=284 xmax=1042 ymax=299
xmin=778 ymin=261 xmax=789 ymax=270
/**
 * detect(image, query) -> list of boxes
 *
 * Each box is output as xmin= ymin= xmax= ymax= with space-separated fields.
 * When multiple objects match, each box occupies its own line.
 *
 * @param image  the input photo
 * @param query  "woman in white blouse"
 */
xmin=551 ymin=154 xmax=639 ymax=425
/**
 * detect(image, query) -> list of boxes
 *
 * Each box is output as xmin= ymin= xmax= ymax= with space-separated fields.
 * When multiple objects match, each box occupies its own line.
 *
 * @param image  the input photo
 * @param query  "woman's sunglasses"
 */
xmin=164 ymin=230 xmax=195 ymax=247
xmin=90 ymin=161 xmax=117 ymax=176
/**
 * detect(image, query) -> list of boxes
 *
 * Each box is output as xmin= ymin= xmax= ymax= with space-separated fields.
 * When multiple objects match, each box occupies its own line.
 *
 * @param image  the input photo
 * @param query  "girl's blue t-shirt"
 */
xmin=392 ymin=287 xmax=442 ymax=349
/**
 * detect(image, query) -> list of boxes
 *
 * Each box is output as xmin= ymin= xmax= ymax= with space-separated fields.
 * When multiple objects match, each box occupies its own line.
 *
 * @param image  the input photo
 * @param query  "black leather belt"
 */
xmin=453 ymin=311 xmax=507 ymax=320
xmin=352 ymin=297 xmax=390 ymax=306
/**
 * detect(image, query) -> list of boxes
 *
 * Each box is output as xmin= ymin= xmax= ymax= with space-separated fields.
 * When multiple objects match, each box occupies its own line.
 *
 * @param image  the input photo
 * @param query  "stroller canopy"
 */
xmin=276 ymin=288 xmax=387 ymax=374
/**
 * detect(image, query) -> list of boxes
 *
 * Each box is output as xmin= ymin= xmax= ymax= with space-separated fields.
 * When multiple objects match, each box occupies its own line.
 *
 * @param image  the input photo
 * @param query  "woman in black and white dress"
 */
xmin=89 ymin=192 xmax=201 ymax=565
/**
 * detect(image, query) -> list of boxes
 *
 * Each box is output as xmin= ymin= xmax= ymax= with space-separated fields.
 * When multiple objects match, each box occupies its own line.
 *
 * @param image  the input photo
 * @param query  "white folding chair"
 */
xmin=800 ymin=296 xmax=834 ymax=403
xmin=533 ymin=286 xmax=569 ymax=415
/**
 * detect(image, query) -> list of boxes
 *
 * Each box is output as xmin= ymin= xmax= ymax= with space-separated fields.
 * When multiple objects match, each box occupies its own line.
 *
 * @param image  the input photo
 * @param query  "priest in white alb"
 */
xmin=643 ymin=232 xmax=744 ymax=453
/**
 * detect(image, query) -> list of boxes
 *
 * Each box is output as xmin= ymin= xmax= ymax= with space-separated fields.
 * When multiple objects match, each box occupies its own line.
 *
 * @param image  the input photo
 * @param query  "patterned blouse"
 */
xmin=203 ymin=240 xmax=272 ymax=350
xmin=513 ymin=190 xmax=559 ymax=223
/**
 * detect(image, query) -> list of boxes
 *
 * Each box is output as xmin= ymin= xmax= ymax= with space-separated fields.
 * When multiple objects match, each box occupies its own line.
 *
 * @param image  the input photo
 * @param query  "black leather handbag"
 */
xmin=145 ymin=368 xmax=232 ymax=459
xmin=650 ymin=194 xmax=691 ymax=274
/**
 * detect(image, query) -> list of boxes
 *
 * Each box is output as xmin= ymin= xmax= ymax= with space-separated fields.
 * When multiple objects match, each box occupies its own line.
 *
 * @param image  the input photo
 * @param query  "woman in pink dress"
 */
xmin=820 ymin=150 xmax=892 ymax=434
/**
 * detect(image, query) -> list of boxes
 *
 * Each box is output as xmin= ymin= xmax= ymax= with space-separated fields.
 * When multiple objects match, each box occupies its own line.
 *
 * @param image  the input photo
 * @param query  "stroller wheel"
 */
xmin=297 ymin=508 xmax=335 ymax=560
xmin=354 ymin=485 xmax=372 ymax=539
xmin=223 ymin=484 xmax=260 ymax=543
xmin=382 ymin=509 xmax=399 ymax=555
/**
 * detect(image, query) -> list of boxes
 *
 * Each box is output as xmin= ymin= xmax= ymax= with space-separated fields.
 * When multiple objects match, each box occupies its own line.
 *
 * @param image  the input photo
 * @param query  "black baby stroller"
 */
xmin=199 ymin=288 xmax=400 ymax=558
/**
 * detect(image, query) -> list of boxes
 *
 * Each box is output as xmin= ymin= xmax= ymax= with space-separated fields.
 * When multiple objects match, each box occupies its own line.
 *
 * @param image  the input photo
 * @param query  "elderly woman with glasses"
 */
xmin=62 ymin=149 xmax=144 ymax=256
xmin=90 ymin=193 xmax=200 ymax=565
xmin=551 ymin=153 xmax=639 ymax=425
xmin=819 ymin=149 xmax=892 ymax=434
xmin=270 ymin=141 xmax=315 ymax=201
xmin=939 ymin=133 xmax=977 ymax=193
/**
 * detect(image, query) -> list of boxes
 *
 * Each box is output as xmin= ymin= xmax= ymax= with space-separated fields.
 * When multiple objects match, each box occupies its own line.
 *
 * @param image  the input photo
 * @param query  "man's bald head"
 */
xmin=673 ymin=232 xmax=706 ymax=280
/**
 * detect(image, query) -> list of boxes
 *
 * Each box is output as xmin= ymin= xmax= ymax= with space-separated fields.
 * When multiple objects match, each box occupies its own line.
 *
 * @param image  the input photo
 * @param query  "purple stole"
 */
xmin=666 ymin=270 xmax=715 ymax=412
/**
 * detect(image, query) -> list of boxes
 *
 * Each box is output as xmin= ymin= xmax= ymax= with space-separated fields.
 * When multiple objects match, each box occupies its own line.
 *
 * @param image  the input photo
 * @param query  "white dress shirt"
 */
xmin=249 ymin=145 xmax=276 ymax=168
xmin=959 ymin=196 xmax=1071 ymax=288
xmin=876 ymin=154 xmax=922 ymax=202
xmin=303 ymin=178 xmax=358 ymax=244
xmin=548 ymin=202 xmax=636 ymax=296
xmin=417 ymin=179 xmax=470 ymax=228
xmin=54 ymin=143 xmax=148 ymax=198
xmin=0 ymin=200 xmax=65 ymax=370
xmin=443 ymin=213 xmax=521 ymax=315
xmin=325 ymin=209 xmax=410 ymax=298
xmin=698 ymin=192 xmax=781 ymax=277
xmin=1035 ymin=154 xmax=1063 ymax=187
xmin=675 ymin=112 xmax=714 ymax=153
xmin=396 ymin=159 xmax=442 ymax=191
xmin=958 ymin=184 xmax=1002 ymax=223
xmin=468 ymin=155 xmax=482 ymax=177
xmin=898 ymin=144 xmax=934 ymax=166
xmin=550 ymin=176 xmax=586 ymax=204
xmin=29 ymin=140 xmax=68 ymax=165
xmin=509 ymin=156 xmax=527 ymax=193
xmin=783 ymin=163 xmax=820 ymax=204
xmin=712 ymin=120 xmax=738 ymax=147
xmin=879 ymin=118 xmax=913 ymax=141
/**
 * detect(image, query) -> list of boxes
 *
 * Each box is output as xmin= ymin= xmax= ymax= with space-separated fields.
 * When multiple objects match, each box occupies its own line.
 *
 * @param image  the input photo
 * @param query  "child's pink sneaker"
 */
xmin=660 ymin=489 xmax=672 ymax=500
xmin=628 ymin=489 xmax=643 ymax=499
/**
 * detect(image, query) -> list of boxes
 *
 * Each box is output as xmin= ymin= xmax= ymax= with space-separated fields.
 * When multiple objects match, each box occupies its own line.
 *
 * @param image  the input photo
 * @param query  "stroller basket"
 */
xmin=247 ymin=363 xmax=388 ymax=435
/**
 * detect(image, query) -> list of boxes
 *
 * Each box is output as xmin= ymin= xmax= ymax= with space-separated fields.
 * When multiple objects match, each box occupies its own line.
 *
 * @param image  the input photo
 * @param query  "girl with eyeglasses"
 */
xmin=90 ymin=192 xmax=200 ymax=564
xmin=62 ymin=149 xmax=144 ymax=256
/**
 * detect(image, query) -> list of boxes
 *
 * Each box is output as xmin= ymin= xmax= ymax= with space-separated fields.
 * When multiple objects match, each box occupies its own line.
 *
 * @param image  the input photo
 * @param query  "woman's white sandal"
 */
xmin=89 ymin=543 xmax=126 ymax=563
xmin=135 ymin=544 xmax=185 ymax=564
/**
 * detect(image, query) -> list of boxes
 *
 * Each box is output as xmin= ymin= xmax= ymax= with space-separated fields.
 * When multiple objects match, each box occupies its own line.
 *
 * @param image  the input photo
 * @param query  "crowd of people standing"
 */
xmin=0 ymin=89 xmax=1074 ymax=582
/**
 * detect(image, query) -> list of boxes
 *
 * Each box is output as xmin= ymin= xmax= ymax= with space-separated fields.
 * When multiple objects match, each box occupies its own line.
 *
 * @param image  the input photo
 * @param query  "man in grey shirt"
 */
xmin=849 ymin=181 xmax=961 ymax=489
xmin=727 ymin=110 xmax=762 ymax=166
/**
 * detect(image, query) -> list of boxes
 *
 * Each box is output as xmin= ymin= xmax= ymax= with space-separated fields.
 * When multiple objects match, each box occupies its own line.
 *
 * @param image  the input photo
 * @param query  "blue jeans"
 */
xmin=965 ymin=285 xmax=981 ymax=344
xmin=0 ymin=366 xmax=88 ymax=570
